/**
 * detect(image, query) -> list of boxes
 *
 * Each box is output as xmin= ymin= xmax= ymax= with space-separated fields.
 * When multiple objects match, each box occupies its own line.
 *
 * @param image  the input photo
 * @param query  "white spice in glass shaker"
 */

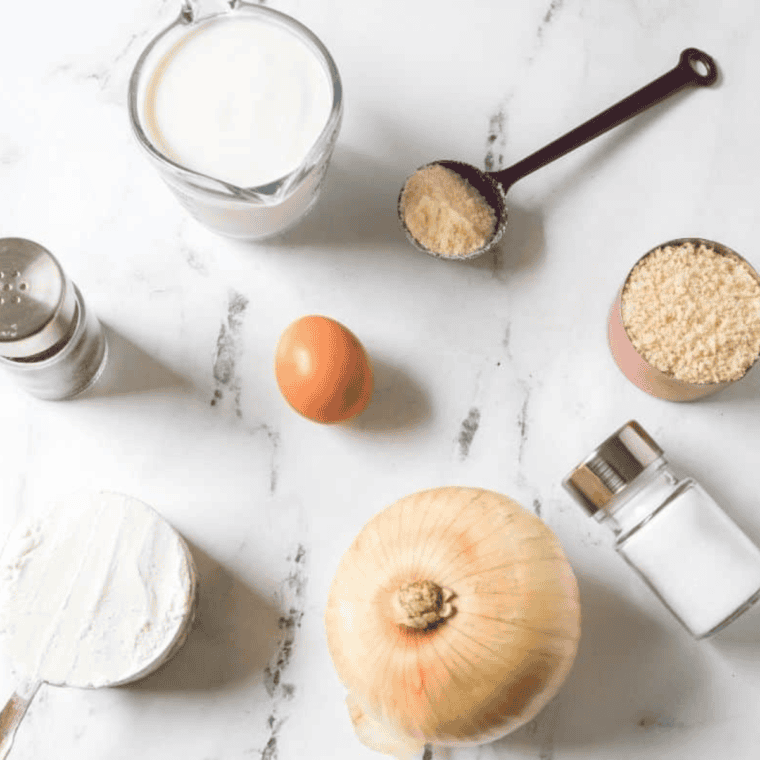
xmin=563 ymin=420 xmax=760 ymax=639
xmin=0 ymin=238 xmax=108 ymax=400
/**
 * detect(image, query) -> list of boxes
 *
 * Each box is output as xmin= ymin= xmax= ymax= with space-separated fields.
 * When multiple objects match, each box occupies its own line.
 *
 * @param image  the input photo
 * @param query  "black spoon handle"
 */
xmin=491 ymin=48 xmax=718 ymax=191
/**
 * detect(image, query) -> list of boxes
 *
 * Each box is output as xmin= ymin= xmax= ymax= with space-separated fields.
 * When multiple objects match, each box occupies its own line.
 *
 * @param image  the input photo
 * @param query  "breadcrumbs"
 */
xmin=400 ymin=164 xmax=496 ymax=257
xmin=621 ymin=241 xmax=760 ymax=384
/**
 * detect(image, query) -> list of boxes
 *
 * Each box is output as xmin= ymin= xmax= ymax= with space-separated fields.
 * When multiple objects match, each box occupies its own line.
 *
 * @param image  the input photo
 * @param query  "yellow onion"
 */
xmin=324 ymin=486 xmax=581 ymax=757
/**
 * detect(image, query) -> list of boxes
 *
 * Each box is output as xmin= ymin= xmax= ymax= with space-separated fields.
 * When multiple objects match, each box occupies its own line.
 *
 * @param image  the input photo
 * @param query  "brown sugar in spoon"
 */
xmin=398 ymin=48 xmax=718 ymax=260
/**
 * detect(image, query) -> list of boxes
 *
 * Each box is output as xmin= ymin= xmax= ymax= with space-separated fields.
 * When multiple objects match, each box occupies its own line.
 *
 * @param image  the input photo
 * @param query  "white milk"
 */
xmin=142 ymin=14 xmax=333 ymax=188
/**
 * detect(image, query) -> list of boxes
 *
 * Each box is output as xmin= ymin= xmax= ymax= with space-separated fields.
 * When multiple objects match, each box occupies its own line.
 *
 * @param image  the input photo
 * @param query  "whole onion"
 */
xmin=324 ymin=487 xmax=581 ymax=757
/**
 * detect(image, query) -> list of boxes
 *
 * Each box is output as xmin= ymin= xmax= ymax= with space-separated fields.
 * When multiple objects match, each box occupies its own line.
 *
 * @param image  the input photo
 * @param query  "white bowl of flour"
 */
xmin=0 ymin=492 xmax=197 ymax=757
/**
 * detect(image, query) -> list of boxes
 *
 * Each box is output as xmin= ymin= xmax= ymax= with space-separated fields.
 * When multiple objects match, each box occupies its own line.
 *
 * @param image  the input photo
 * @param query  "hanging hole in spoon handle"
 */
xmin=492 ymin=47 xmax=719 ymax=192
xmin=0 ymin=679 xmax=41 ymax=760
xmin=680 ymin=48 xmax=718 ymax=85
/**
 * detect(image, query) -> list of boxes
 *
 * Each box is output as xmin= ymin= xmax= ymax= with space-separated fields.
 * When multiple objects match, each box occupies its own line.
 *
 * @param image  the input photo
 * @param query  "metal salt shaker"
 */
xmin=0 ymin=238 xmax=108 ymax=400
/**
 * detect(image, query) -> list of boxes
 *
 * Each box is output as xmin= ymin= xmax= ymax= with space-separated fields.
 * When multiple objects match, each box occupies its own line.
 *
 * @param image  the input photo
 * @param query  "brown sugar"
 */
xmin=621 ymin=241 xmax=760 ymax=384
xmin=399 ymin=164 xmax=497 ymax=257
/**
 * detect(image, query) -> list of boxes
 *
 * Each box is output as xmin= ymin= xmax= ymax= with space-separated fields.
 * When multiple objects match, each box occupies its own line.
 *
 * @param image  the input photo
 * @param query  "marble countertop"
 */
xmin=2 ymin=0 xmax=760 ymax=758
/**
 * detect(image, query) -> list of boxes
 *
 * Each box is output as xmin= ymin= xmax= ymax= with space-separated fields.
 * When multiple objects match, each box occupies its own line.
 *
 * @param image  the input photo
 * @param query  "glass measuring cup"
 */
xmin=128 ymin=0 xmax=343 ymax=240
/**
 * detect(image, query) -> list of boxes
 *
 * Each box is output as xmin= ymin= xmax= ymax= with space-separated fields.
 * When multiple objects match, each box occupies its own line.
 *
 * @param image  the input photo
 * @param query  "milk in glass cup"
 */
xmin=128 ymin=0 xmax=343 ymax=239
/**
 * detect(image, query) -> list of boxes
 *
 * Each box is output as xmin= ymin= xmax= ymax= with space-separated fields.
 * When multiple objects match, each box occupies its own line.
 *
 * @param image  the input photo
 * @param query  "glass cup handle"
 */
xmin=181 ymin=0 xmax=239 ymax=23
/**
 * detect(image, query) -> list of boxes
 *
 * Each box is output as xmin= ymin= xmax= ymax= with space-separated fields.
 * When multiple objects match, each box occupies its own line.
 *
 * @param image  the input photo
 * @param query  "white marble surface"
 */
xmin=2 ymin=0 xmax=760 ymax=758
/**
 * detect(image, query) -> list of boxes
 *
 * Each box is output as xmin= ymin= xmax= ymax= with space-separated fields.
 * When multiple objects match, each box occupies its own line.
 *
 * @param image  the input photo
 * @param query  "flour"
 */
xmin=0 ymin=492 xmax=196 ymax=687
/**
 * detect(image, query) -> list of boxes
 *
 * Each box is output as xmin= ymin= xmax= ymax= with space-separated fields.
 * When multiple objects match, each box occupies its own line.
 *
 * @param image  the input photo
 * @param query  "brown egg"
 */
xmin=275 ymin=315 xmax=374 ymax=423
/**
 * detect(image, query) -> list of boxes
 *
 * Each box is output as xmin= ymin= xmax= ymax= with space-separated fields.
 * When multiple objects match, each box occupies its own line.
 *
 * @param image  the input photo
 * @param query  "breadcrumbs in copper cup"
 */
xmin=608 ymin=238 xmax=760 ymax=401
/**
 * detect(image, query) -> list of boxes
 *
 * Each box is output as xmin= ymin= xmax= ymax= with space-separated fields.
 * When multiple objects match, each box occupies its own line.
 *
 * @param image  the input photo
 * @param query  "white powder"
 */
xmin=620 ymin=485 xmax=760 ymax=637
xmin=0 ymin=492 xmax=196 ymax=687
xmin=142 ymin=14 xmax=333 ymax=188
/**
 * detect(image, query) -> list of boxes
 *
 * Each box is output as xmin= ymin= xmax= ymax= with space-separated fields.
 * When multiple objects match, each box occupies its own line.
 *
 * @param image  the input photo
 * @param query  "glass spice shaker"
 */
xmin=563 ymin=420 xmax=760 ymax=639
xmin=0 ymin=238 xmax=108 ymax=400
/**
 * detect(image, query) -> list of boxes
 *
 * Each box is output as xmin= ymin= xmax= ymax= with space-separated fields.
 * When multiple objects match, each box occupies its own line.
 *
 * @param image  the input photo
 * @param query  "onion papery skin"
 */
xmin=324 ymin=487 xmax=581 ymax=753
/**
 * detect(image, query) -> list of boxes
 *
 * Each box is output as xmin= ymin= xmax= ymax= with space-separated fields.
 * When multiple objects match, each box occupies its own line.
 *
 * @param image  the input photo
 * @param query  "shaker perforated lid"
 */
xmin=562 ymin=420 xmax=664 ymax=515
xmin=0 ymin=238 xmax=77 ymax=359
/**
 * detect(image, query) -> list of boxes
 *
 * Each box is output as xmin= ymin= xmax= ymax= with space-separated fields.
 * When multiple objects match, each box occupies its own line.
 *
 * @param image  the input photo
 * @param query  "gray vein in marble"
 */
xmin=485 ymin=107 xmax=507 ymax=172
xmin=259 ymin=545 xmax=308 ymax=758
xmin=50 ymin=30 xmax=138 ymax=93
xmin=211 ymin=290 xmax=249 ymax=417
xmin=636 ymin=712 xmax=683 ymax=730
xmin=581 ymin=527 xmax=604 ymax=548
xmin=48 ymin=2 xmax=173 ymax=103
xmin=484 ymin=104 xmax=510 ymax=275
xmin=252 ymin=424 xmax=281 ymax=494
xmin=284 ymin=544 xmax=306 ymax=596
xmin=517 ymin=388 xmax=530 ymax=465
xmin=260 ymin=715 xmax=284 ymax=760
xmin=527 ymin=0 xmax=566 ymax=65
xmin=502 ymin=323 xmax=513 ymax=360
xmin=539 ymin=0 xmax=565 ymax=37
xmin=88 ymin=33 xmax=140 ymax=90
xmin=182 ymin=245 xmax=209 ymax=275
xmin=421 ymin=745 xmax=433 ymax=760
xmin=457 ymin=407 xmax=481 ymax=460
xmin=263 ymin=606 xmax=303 ymax=698
xmin=99 ymin=0 xmax=174 ymax=82
xmin=532 ymin=498 xmax=542 ymax=518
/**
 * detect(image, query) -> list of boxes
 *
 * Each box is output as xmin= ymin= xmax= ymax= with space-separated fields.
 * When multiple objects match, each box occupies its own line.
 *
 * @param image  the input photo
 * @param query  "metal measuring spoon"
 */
xmin=398 ymin=48 xmax=718 ymax=260
xmin=0 ymin=492 xmax=198 ymax=760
